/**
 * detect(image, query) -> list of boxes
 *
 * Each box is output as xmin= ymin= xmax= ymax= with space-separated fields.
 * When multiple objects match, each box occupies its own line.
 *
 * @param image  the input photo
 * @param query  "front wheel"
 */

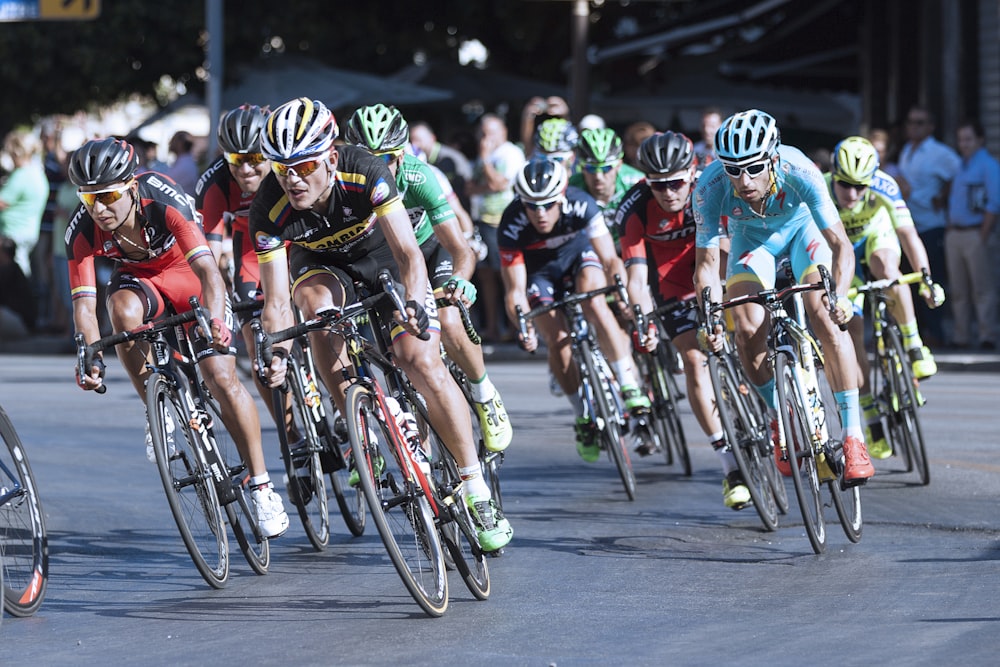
xmin=885 ymin=326 xmax=930 ymax=486
xmin=647 ymin=347 xmax=690 ymax=475
xmin=585 ymin=346 xmax=636 ymax=500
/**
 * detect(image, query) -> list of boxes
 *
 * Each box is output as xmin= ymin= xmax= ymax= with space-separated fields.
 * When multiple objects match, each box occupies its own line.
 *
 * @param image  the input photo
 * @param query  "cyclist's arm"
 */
xmin=618 ymin=212 xmax=654 ymax=314
xmin=895 ymin=224 xmax=931 ymax=276
xmin=380 ymin=201 xmax=431 ymax=326
xmin=189 ymin=253 xmax=229 ymax=328
xmin=432 ymin=216 xmax=476 ymax=280
xmin=819 ymin=221 xmax=855 ymax=299
xmin=694 ymin=246 xmax=723 ymax=307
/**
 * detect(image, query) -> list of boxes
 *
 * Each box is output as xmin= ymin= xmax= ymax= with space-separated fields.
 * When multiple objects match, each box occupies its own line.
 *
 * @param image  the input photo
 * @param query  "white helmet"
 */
xmin=514 ymin=156 xmax=568 ymax=204
xmin=261 ymin=97 xmax=338 ymax=161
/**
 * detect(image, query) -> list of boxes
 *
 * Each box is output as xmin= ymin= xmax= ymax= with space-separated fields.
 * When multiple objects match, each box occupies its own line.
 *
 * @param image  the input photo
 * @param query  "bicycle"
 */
xmin=848 ymin=271 xmax=930 ymax=485
xmin=631 ymin=303 xmax=691 ymax=476
xmin=0 ymin=404 xmax=48 ymax=617
xmin=256 ymin=270 xmax=491 ymax=617
xmin=516 ymin=279 xmax=636 ymax=500
xmin=76 ymin=298 xmax=270 ymax=588
xmin=705 ymin=265 xmax=862 ymax=554
xmin=698 ymin=291 xmax=788 ymax=531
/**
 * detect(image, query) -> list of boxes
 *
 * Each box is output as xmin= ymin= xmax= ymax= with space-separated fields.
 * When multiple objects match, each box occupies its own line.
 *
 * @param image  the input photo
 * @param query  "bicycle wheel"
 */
xmin=885 ymin=326 xmax=930 ymax=485
xmin=277 ymin=354 xmax=331 ymax=550
xmin=0 ymin=406 xmax=48 ymax=617
xmin=815 ymin=367 xmax=863 ymax=543
xmin=324 ymin=403 xmax=366 ymax=537
xmin=584 ymin=344 xmax=636 ymax=500
xmin=736 ymin=364 xmax=790 ymax=515
xmin=206 ymin=394 xmax=270 ymax=575
xmin=147 ymin=374 xmax=229 ymax=588
xmin=709 ymin=355 xmax=779 ymax=531
xmin=649 ymin=346 xmax=691 ymax=475
xmin=346 ymin=384 xmax=448 ymax=617
xmin=775 ymin=355 xmax=827 ymax=554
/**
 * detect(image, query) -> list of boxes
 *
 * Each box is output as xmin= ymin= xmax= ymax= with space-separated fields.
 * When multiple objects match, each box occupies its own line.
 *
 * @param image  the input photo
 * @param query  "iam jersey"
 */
xmin=65 ymin=172 xmax=213 ymax=302
xmin=249 ymin=145 xmax=404 ymax=266
xmin=497 ymin=185 xmax=607 ymax=273
xmin=694 ymin=144 xmax=841 ymax=249
xmin=195 ymin=157 xmax=256 ymax=242
xmin=616 ymin=182 xmax=697 ymax=301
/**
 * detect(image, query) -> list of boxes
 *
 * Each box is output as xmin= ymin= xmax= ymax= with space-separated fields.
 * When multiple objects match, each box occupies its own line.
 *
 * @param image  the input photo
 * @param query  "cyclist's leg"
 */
xmin=723 ymin=232 xmax=775 ymax=392
xmin=106 ymin=272 xmax=163 ymax=397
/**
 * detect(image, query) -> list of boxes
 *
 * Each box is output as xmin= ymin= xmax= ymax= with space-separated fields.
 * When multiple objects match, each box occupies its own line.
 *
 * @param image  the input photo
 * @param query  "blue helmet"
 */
xmin=715 ymin=109 xmax=780 ymax=166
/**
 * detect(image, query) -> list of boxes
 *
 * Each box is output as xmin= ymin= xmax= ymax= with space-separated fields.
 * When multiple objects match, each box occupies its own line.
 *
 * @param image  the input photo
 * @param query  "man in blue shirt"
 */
xmin=946 ymin=120 xmax=1000 ymax=349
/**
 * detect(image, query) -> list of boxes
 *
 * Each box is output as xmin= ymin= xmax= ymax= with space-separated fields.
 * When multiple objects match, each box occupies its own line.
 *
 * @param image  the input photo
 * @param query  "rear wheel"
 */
xmin=815 ymin=367 xmax=863 ymax=543
xmin=647 ymin=347 xmax=690 ymax=475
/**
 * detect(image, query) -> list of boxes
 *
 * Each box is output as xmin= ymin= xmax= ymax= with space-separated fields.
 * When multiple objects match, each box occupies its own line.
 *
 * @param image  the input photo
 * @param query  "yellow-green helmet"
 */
xmin=832 ymin=136 xmax=879 ymax=185
xmin=534 ymin=117 xmax=579 ymax=154
xmin=575 ymin=128 xmax=624 ymax=165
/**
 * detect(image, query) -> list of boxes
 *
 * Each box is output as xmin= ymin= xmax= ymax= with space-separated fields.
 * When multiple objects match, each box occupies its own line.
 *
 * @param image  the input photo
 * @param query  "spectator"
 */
xmin=409 ymin=120 xmax=473 ymax=210
xmin=166 ymin=130 xmax=200 ymax=194
xmin=133 ymin=138 xmax=168 ymax=174
xmin=946 ymin=119 xmax=999 ymax=350
xmin=0 ymin=236 xmax=35 ymax=339
xmin=0 ymin=128 xmax=49 ymax=278
xmin=622 ymin=121 xmax=656 ymax=171
xmin=467 ymin=113 xmax=526 ymax=342
xmin=898 ymin=106 xmax=961 ymax=347
xmin=809 ymin=147 xmax=832 ymax=174
xmin=520 ymin=95 xmax=570 ymax=157
xmin=868 ymin=127 xmax=909 ymax=198
xmin=692 ymin=106 xmax=723 ymax=167
xmin=33 ymin=120 xmax=67 ymax=331
xmin=578 ymin=114 xmax=606 ymax=132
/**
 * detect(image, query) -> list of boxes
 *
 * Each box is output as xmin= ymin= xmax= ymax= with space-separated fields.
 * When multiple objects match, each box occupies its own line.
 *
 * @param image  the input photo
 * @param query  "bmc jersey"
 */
xmin=249 ymin=145 xmax=404 ymax=265
xmin=616 ymin=182 xmax=697 ymax=300
xmin=396 ymin=153 xmax=456 ymax=245
xmin=825 ymin=169 xmax=914 ymax=242
xmin=195 ymin=157 xmax=256 ymax=241
xmin=497 ymin=185 xmax=608 ymax=272
xmin=694 ymin=144 xmax=841 ymax=249
xmin=65 ymin=172 xmax=213 ymax=301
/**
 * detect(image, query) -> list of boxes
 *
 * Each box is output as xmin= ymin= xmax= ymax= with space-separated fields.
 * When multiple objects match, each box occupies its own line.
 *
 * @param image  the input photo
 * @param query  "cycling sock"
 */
xmin=567 ymin=389 xmax=585 ymax=417
xmin=834 ymin=388 xmax=864 ymax=440
xmin=610 ymin=357 xmax=639 ymax=388
xmin=710 ymin=435 xmax=738 ymax=475
xmin=900 ymin=320 xmax=922 ymax=351
xmin=469 ymin=374 xmax=495 ymax=403
xmin=459 ymin=465 xmax=491 ymax=498
xmin=250 ymin=473 xmax=272 ymax=488
xmin=859 ymin=392 xmax=880 ymax=425
xmin=753 ymin=378 xmax=777 ymax=410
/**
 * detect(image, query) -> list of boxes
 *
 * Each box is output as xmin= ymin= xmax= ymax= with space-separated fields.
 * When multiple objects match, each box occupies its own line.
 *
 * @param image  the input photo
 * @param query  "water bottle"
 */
xmin=383 ymin=396 xmax=428 ymax=469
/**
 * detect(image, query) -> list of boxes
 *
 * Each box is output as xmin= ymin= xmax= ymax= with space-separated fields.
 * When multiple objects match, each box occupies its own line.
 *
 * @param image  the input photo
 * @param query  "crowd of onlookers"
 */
xmin=2 ymin=97 xmax=998 ymax=350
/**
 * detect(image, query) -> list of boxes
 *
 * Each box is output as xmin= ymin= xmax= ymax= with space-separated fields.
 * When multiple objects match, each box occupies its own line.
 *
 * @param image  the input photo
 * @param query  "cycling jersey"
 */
xmin=568 ymin=162 xmax=645 ymax=218
xmin=825 ymin=169 xmax=914 ymax=241
xmin=616 ymin=181 xmax=697 ymax=302
xmin=396 ymin=153 xmax=456 ymax=246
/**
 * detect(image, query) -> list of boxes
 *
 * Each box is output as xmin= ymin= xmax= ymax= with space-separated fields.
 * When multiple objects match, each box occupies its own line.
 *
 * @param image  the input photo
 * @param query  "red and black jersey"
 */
xmin=615 ymin=182 xmax=697 ymax=302
xmin=65 ymin=172 xmax=213 ymax=301
xmin=195 ymin=157 xmax=256 ymax=241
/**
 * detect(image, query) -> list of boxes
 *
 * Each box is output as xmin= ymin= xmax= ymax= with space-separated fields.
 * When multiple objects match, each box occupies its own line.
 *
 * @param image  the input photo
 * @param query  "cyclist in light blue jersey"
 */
xmin=693 ymin=109 xmax=875 ymax=484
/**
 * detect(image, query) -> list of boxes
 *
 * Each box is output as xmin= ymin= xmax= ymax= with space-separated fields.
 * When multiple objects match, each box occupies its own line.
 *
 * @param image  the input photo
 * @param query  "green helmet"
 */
xmin=832 ymin=136 xmax=879 ymax=185
xmin=343 ymin=103 xmax=410 ymax=154
xmin=575 ymin=128 xmax=624 ymax=164
xmin=534 ymin=117 xmax=579 ymax=154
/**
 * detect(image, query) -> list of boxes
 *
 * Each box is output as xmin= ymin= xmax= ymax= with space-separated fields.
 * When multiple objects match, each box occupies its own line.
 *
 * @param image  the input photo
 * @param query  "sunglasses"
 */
xmin=648 ymin=178 xmax=690 ymax=192
xmin=271 ymin=157 xmax=326 ymax=178
xmin=582 ymin=162 xmax=617 ymax=175
xmin=78 ymin=182 xmax=132 ymax=207
xmin=723 ymin=162 xmax=769 ymax=178
xmin=225 ymin=152 xmax=266 ymax=167
xmin=835 ymin=179 xmax=868 ymax=192
xmin=377 ymin=151 xmax=403 ymax=164
xmin=524 ymin=200 xmax=560 ymax=212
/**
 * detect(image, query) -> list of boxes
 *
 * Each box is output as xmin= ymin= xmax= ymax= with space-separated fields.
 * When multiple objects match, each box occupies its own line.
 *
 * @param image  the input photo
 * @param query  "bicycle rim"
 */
xmin=887 ymin=328 xmax=930 ymax=485
xmin=651 ymin=349 xmax=690 ymax=475
xmin=435 ymin=452 xmax=491 ymax=600
xmin=776 ymin=357 xmax=826 ymax=554
xmin=0 ymin=406 xmax=48 ymax=616
xmin=148 ymin=375 xmax=229 ymax=588
xmin=712 ymin=357 xmax=779 ymax=531
xmin=346 ymin=384 xmax=448 ymax=617
xmin=587 ymin=348 xmax=636 ymax=500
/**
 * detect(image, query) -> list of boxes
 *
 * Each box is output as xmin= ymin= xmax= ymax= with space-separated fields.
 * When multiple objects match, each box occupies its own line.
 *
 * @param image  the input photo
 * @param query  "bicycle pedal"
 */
xmin=841 ymin=476 xmax=869 ymax=489
xmin=729 ymin=500 xmax=753 ymax=511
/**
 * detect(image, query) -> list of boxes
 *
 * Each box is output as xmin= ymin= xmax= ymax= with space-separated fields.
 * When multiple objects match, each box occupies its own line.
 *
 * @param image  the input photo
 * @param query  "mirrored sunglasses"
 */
xmin=582 ymin=162 xmax=617 ymax=175
xmin=524 ymin=200 xmax=560 ymax=212
xmin=723 ymin=162 xmax=769 ymax=178
xmin=78 ymin=182 xmax=132 ymax=207
xmin=377 ymin=150 xmax=404 ymax=164
xmin=834 ymin=179 xmax=868 ymax=192
xmin=648 ymin=178 xmax=690 ymax=192
xmin=271 ymin=157 xmax=325 ymax=178
xmin=225 ymin=152 xmax=266 ymax=167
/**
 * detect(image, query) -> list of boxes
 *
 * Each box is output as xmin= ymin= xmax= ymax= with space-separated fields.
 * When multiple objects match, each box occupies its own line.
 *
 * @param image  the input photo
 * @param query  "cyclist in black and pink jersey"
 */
xmin=499 ymin=155 xmax=650 ymax=462
xmin=251 ymin=98 xmax=511 ymax=552
xmin=66 ymin=137 xmax=289 ymax=538
xmin=617 ymin=131 xmax=749 ymax=510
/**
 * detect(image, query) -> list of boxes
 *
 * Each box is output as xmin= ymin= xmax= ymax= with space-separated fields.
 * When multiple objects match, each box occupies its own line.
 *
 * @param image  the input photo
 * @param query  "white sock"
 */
xmin=469 ymin=375 xmax=495 ymax=403
xmin=459 ymin=465 xmax=491 ymax=498
xmin=250 ymin=474 xmax=271 ymax=488
xmin=611 ymin=357 xmax=639 ymax=388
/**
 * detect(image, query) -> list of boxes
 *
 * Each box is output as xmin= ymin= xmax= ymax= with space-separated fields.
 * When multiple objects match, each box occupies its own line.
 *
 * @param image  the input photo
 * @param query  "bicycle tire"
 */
xmin=147 ymin=374 xmax=229 ymax=588
xmin=649 ymin=346 xmax=691 ymax=475
xmin=815 ymin=367 xmax=863 ymax=543
xmin=737 ymin=363 xmax=790 ymax=515
xmin=277 ymin=353 xmax=331 ymax=550
xmin=206 ymin=394 xmax=270 ymax=575
xmin=346 ymin=384 xmax=448 ymax=617
xmin=584 ymin=344 xmax=636 ymax=500
xmin=885 ymin=326 xmax=930 ymax=485
xmin=775 ymin=355 xmax=827 ymax=554
xmin=0 ymin=405 xmax=48 ymax=617
xmin=709 ymin=355 xmax=779 ymax=531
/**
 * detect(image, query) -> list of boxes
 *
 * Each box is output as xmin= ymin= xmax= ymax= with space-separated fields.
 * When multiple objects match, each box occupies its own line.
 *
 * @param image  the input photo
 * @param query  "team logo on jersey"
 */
xmin=406 ymin=170 xmax=428 ymax=186
xmin=371 ymin=179 xmax=392 ymax=205
xmin=732 ymin=206 xmax=744 ymax=217
xmin=254 ymin=231 xmax=283 ymax=252
xmin=103 ymin=241 xmax=114 ymax=253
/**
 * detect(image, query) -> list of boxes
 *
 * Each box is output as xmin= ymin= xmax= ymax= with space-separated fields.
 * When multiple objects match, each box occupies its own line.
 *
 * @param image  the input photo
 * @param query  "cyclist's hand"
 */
xmin=210 ymin=317 xmax=233 ymax=352
xmin=517 ymin=327 xmax=538 ymax=353
xmin=632 ymin=321 xmax=659 ymax=353
xmin=76 ymin=356 xmax=106 ymax=392
xmin=446 ymin=276 xmax=477 ymax=307
xmin=831 ymin=296 xmax=854 ymax=325
xmin=400 ymin=300 xmax=430 ymax=338
xmin=263 ymin=347 xmax=289 ymax=389
xmin=919 ymin=282 xmax=946 ymax=309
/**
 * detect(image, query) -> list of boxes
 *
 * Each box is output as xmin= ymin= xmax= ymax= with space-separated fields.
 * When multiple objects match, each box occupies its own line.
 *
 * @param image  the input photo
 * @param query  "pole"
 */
xmin=206 ymin=0 xmax=223 ymax=158
xmin=570 ymin=0 xmax=589 ymax=122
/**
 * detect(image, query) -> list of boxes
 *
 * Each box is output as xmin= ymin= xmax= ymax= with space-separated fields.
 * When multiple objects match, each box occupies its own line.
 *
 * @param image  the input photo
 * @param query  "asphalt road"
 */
xmin=1 ymin=354 xmax=998 ymax=666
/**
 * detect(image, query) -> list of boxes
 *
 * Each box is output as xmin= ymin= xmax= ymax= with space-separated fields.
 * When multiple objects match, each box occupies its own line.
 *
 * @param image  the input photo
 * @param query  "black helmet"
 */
xmin=636 ymin=132 xmax=695 ymax=175
xmin=218 ymin=104 xmax=269 ymax=154
xmin=68 ymin=138 xmax=139 ymax=187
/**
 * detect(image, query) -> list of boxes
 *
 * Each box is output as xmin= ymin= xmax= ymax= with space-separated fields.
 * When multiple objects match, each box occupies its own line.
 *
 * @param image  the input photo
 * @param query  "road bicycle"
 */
xmin=705 ymin=266 xmax=862 ymax=554
xmin=516 ymin=279 xmax=636 ymax=500
xmin=631 ymin=303 xmax=691 ymax=475
xmin=698 ymin=291 xmax=788 ymax=531
xmin=256 ymin=271 xmax=491 ymax=617
xmin=0 ymin=404 xmax=48 ymax=617
xmin=77 ymin=298 xmax=270 ymax=588
xmin=848 ymin=271 xmax=930 ymax=485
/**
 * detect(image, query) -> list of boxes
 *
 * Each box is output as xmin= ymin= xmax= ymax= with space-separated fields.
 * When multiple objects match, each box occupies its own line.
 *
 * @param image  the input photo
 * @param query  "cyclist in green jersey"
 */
xmin=345 ymin=104 xmax=514 ymax=455
xmin=829 ymin=136 xmax=945 ymax=458
xmin=569 ymin=128 xmax=644 ymax=228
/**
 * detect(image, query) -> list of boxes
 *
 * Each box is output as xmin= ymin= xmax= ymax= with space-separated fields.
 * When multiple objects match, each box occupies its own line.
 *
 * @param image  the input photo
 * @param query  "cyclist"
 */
xmin=250 ymin=98 xmax=511 ymax=551
xmin=617 ymin=131 xmax=749 ymax=509
xmin=67 ymin=137 xmax=289 ymax=538
xmin=569 ymin=127 xmax=644 ymax=223
xmin=343 ymin=103 xmax=513 ymax=454
xmin=693 ymin=110 xmax=875 ymax=484
xmin=532 ymin=117 xmax=580 ymax=173
xmin=499 ymin=155 xmax=650 ymax=462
